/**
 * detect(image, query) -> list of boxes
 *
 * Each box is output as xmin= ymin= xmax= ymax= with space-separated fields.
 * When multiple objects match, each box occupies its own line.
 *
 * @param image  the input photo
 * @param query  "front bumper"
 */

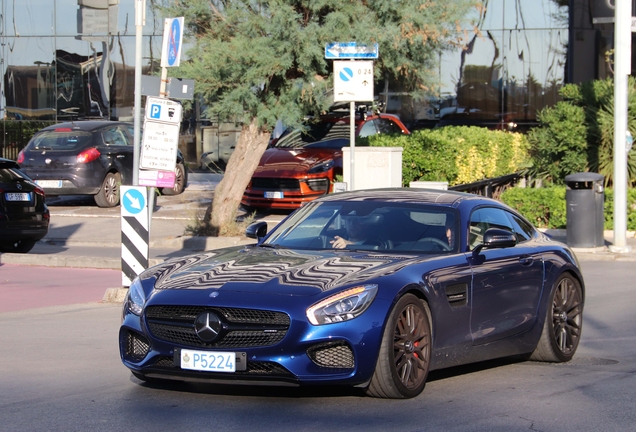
xmin=119 ymin=290 xmax=389 ymax=387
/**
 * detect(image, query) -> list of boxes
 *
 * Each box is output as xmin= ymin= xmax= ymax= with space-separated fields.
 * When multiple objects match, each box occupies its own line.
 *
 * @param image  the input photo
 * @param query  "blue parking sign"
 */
xmin=150 ymin=104 xmax=161 ymax=119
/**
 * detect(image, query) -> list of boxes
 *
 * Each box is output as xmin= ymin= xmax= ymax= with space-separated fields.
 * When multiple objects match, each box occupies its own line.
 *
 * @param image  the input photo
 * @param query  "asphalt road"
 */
xmin=0 ymin=261 xmax=635 ymax=432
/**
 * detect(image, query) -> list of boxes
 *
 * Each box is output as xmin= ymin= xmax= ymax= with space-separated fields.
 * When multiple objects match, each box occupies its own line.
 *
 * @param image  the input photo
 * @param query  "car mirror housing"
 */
xmin=246 ymin=221 xmax=268 ymax=239
xmin=473 ymin=228 xmax=517 ymax=256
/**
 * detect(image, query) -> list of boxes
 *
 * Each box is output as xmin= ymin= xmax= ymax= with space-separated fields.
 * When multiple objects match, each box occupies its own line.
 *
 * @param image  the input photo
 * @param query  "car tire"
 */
xmin=94 ymin=172 xmax=121 ymax=208
xmin=0 ymin=239 xmax=37 ymax=253
xmin=367 ymin=294 xmax=432 ymax=399
xmin=530 ymin=273 xmax=583 ymax=362
xmin=160 ymin=163 xmax=186 ymax=196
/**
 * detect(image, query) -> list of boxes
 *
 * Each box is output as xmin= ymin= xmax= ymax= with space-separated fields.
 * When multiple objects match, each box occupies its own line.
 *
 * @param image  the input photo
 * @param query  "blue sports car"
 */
xmin=119 ymin=188 xmax=584 ymax=398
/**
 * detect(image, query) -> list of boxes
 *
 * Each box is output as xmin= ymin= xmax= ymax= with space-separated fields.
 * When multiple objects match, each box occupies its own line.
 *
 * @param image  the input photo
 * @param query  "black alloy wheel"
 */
xmin=367 ymin=294 xmax=431 ymax=398
xmin=530 ymin=273 xmax=583 ymax=362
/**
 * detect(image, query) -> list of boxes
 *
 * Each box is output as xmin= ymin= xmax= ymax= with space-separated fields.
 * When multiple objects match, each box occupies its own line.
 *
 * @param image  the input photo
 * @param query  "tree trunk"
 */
xmin=206 ymin=119 xmax=269 ymax=235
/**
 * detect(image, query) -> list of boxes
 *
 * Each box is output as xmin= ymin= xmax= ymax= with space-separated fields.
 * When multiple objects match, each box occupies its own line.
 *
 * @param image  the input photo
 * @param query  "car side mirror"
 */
xmin=472 ymin=228 xmax=517 ymax=256
xmin=246 ymin=221 xmax=268 ymax=240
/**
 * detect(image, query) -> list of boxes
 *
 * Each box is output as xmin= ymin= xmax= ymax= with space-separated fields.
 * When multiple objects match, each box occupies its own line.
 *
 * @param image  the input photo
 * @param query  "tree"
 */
xmin=164 ymin=0 xmax=478 ymax=235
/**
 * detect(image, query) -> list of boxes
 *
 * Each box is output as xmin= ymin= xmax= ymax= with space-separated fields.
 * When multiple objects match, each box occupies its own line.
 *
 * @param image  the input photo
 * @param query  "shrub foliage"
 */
xmin=364 ymin=126 xmax=531 ymax=186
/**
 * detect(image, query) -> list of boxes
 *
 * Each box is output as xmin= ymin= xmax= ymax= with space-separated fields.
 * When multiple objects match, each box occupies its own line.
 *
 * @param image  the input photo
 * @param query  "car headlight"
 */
xmin=307 ymin=159 xmax=334 ymax=174
xmin=125 ymin=277 xmax=146 ymax=316
xmin=306 ymin=284 xmax=378 ymax=325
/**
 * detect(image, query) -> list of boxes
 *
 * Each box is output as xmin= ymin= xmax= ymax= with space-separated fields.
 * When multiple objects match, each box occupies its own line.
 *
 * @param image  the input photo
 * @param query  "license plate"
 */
xmin=36 ymin=180 xmax=62 ymax=188
xmin=264 ymin=191 xmax=284 ymax=199
xmin=180 ymin=349 xmax=236 ymax=372
xmin=5 ymin=192 xmax=31 ymax=201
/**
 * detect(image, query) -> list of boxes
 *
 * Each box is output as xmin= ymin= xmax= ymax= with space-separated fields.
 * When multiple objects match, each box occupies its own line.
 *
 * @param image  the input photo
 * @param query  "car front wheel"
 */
xmin=367 ymin=294 xmax=432 ymax=398
xmin=0 ymin=239 xmax=37 ymax=253
xmin=530 ymin=273 xmax=583 ymax=362
xmin=94 ymin=172 xmax=121 ymax=208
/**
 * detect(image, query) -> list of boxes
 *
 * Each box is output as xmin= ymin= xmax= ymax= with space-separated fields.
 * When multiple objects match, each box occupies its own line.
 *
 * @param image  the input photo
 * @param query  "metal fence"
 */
xmin=449 ymin=173 xmax=521 ymax=199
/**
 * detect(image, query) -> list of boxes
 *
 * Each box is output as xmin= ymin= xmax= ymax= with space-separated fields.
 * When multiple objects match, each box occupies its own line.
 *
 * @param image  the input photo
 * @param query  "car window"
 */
xmin=358 ymin=120 xmax=378 ymax=138
xmin=102 ymin=126 xmax=130 ymax=146
xmin=376 ymin=118 xmax=403 ymax=134
xmin=274 ymin=120 xmax=350 ymax=148
xmin=506 ymin=212 xmax=535 ymax=243
xmin=28 ymin=131 xmax=92 ymax=151
xmin=468 ymin=207 xmax=515 ymax=250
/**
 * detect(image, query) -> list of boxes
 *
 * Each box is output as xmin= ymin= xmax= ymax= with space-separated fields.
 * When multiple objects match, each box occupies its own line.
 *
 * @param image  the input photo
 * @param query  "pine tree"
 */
xmin=164 ymin=0 xmax=477 ymax=234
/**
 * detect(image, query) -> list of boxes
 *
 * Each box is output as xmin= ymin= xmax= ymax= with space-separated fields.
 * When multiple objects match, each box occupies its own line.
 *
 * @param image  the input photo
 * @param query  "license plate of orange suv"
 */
xmin=264 ymin=191 xmax=284 ymax=198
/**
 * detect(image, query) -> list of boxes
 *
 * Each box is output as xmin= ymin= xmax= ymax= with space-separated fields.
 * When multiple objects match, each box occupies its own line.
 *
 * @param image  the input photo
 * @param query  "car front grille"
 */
xmin=251 ymin=178 xmax=300 ymax=192
xmin=145 ymin=305 xmax=291 ymax=349
xmin=307 ymin=341 xmax=355 ymax=369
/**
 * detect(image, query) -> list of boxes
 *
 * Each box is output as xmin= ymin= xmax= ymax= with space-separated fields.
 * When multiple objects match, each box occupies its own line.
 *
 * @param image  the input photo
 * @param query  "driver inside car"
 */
xmin=330 ymin=215 xmax=369 ymax=249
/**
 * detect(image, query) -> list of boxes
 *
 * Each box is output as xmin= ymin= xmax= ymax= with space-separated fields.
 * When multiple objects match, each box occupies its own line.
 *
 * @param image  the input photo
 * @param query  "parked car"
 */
xmin=0 ymin=157 xmax=49 ymax=253
xmin=18 ymin=121 xmax=187 ymax=208
xmin=241 ymin=110 xmax=409 ymax=210
xmin=120 ymin=188 xmax=584 ymax=399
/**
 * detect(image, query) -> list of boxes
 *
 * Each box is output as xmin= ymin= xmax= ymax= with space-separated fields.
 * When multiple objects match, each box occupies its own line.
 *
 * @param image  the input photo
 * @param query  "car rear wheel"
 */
xmin=160 ymin=163 xmax=186 ymax=196
xmin=94 ymin=172 xmax=121 ymax=208
xmin=367 ymin=294 xmax=431 ymax=398
xmin=0 ymin=239 xmax=37 ymax=253
xmin=530 ymin=273 xmax=583 ymax=362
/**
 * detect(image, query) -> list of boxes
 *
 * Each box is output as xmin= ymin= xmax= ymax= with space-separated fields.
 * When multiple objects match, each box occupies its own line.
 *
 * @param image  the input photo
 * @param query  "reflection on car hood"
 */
xmin=254 ymin=148 xmax=340 ymax=175
xmin=143 ymin=246 xmax=424 ymax=296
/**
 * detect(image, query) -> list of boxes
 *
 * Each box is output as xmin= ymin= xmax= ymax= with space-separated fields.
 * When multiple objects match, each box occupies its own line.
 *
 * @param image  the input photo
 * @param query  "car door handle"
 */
xmin=519 ymin=256 xmax=534 ymax=266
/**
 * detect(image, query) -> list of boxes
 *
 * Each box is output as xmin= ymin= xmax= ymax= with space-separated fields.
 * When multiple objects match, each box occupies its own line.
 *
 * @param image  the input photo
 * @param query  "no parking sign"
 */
xmin=161 ymin=17 xmax=184 ymax=67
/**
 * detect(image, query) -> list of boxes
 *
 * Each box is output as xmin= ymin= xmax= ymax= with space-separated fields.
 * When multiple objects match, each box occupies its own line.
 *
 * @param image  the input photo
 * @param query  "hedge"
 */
xmin=362 ymin=126 xmax=531 ymax=187
xmin=500 ymin=186 xmax=636 ymax=230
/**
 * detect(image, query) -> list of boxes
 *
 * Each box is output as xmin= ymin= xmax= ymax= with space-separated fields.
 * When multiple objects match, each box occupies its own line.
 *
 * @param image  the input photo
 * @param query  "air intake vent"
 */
xmin=446 ymin=283 xmax=468 ymax=307
xmin=125 ymin=331 xmax=150 ymax=362
xmin=307 ymin=341 xmax=354 ymax=369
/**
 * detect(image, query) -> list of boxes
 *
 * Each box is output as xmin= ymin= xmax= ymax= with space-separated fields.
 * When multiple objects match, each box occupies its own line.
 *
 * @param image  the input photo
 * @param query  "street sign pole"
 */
xmin=611 ymin=0 xmax=632 ymax=253
xmin=350 ymin=100 xmax=355 ymax=190
xmin=133 ymin=0 xmax=146 ymax=186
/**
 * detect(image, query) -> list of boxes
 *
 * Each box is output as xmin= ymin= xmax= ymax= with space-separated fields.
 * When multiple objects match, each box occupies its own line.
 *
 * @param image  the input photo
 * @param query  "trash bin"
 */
xmin=564 ymin=172 xmax=605 ymax=248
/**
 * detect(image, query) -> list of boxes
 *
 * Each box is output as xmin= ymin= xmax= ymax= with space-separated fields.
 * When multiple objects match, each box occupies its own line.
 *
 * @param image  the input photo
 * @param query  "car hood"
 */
xmin=142 ymin=246 xmax=424 ymax=296
xmin=253 ymin=148 xmax=341 ymax=176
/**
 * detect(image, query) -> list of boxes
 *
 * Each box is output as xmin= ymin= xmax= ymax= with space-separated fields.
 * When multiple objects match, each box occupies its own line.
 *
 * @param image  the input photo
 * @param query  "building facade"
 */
xmin=0 ymin=0 xmax=632 ymax=164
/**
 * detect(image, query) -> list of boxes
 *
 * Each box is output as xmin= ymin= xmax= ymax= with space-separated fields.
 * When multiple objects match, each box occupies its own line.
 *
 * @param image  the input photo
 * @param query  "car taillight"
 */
xmin=17 ymin=150 xmax=25 ymax=164
xmin=34 ymin=187 xmax=46 ymax=197
xmin=77 ymin=148 xmax=101 ymax=163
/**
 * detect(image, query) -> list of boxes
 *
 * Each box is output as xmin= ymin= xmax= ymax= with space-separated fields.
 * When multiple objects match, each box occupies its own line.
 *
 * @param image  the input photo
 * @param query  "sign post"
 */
xmin=326 ymin=43 xmax=378 ymax=191
xmin=120 ymin=186 xmax=149 ymax=287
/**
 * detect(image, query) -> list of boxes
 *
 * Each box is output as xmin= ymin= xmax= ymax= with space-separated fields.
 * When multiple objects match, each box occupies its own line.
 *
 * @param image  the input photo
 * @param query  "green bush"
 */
xmin=363 ymin=126 xmax=531 ymax=187
xmin=500 ymin=187 xmax=567 ymax=228
xmin=501 ymin=186 xmax=636 ymax=230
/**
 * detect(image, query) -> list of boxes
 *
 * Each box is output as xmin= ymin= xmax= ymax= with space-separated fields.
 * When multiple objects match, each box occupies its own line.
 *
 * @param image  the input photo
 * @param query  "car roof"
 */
xmin=315 ymin=188 xmax=494 ymax=207
xmin=39 ymin=120 xmax=132 ymax=132
xmin=0 ymin=157 xmax=20 ymax=169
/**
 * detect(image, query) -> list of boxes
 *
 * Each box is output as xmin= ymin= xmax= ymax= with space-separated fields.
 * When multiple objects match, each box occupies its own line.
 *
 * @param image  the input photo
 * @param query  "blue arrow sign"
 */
xmin=325 ymin=42 xmax=379 ymax=59
xmin=123 ymin=189 xmax=146 ymax=215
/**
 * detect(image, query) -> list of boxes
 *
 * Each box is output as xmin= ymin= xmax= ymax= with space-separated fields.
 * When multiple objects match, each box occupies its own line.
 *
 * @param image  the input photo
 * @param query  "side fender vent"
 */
xmin=446 ymin=283 xmax=468 ymax=307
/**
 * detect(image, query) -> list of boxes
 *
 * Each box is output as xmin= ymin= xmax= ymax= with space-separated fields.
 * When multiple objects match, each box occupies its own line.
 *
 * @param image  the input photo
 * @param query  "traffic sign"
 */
xmin=333 ymin=60 xmax=374 ymax=102
xmin=121 ymin=187 xmax=146 ymax=217
xmin=161 ymin=17 xmax=184 ymax=67
xmin=325 ymin=42 xmax=379 ymax=59
xmin=140 ymin=121 xmax=180 ymax=171
xmin=144 ymin=97 xmax=182 ymax=124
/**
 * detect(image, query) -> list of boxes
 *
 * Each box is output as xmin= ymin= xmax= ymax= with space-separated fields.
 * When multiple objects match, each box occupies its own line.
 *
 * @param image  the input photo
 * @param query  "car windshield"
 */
xmin=274 ymin=120 xmax=350 ymax=149
xmin=263 ymin=201 xmax=459 ymax=254
xmin=28 ymin=131 xmax=92 ymax=150
xmin=0 ymin=166 xmax=29 ymax=182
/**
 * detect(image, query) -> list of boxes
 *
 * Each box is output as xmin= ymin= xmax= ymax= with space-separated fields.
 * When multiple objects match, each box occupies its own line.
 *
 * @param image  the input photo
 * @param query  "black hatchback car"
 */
xmin=18 ymin=121 xmax=187 ymax=208
xmin=0 ymin=158 xmax=50 ymax=253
